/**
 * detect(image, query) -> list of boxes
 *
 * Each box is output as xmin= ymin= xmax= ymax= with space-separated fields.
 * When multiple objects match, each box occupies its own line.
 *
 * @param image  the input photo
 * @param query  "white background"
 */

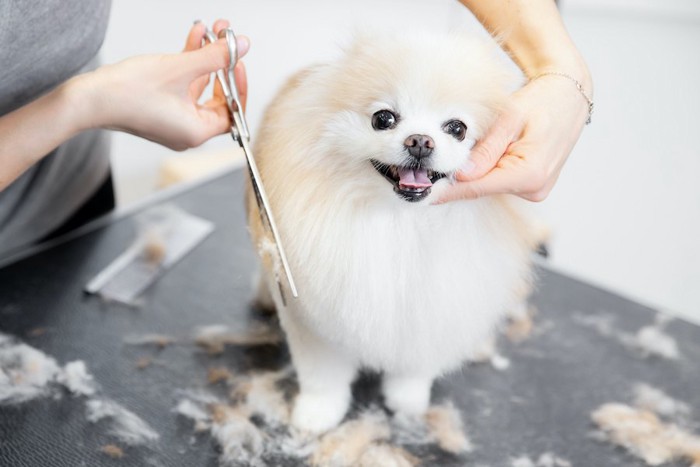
xmin=100 ymin=0 xmax=700 ymax=324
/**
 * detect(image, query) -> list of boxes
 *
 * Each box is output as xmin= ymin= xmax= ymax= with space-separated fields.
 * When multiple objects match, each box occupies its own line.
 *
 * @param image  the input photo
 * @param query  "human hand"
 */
xmin=72 ymin=19 xmax=249 ymax=150
xmin=437 ymin=73 xmax=592 ymax=203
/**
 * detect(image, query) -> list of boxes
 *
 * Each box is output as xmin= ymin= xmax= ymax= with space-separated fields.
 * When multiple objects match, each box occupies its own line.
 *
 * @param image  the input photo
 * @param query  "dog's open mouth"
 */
xmin=370 ymin=160 xmax=447 ymax=202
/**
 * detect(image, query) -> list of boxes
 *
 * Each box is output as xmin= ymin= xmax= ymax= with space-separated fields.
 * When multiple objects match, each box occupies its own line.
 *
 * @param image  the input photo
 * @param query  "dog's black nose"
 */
xmin=404 ymin=134 xmax=434 ymax=159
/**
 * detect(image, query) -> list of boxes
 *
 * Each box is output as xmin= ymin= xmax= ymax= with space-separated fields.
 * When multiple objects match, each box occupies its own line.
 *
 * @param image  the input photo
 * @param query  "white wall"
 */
xmin=546 ymin=1 xmax=700 ymax=324
xmin=102 ymin=0 xmax=700 ymax=324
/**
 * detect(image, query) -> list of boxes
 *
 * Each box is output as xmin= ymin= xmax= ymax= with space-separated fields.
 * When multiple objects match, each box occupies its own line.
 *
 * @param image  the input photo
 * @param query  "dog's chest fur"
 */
xmin=274 ymin=195 xmax=530 ymax=375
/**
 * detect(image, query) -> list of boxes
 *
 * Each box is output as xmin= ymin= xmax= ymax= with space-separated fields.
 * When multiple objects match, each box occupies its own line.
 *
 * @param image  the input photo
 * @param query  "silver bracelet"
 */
xmin=532 ymin=71 xmax=594 ymax=125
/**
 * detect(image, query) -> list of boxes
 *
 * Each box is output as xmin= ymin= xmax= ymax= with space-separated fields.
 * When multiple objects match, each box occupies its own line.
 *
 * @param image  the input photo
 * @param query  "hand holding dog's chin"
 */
xmin=436 ymin=73 xmax=591 ymax=204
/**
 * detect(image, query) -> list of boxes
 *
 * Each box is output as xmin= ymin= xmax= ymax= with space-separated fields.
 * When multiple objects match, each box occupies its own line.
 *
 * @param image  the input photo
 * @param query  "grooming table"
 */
xmin=1 ymin=168 xmax=698 ymax=467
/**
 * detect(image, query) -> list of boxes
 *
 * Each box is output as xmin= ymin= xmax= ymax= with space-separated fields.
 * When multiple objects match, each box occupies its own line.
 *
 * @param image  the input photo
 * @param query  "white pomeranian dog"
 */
xmin=247 ymin=31 xmax=537 ymax=434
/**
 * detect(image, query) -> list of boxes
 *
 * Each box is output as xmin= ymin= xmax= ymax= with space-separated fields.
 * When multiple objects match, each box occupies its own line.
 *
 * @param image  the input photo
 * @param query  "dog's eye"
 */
xmin=442 ymin=120 xmax=467 ymax=141
xmin=371 ymin=110 xmax=398 ymax=131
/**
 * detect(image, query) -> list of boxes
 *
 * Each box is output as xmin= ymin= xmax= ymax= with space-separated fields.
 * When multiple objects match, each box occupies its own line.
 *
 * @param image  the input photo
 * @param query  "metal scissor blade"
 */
xmin=234 ymin=113 xmax=299 ymax=298
xmin=203 ymin=26 xmax=298 ymax=300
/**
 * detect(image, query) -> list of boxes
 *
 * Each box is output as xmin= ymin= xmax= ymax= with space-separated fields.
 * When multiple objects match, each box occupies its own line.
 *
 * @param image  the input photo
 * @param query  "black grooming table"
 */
xmin=1 ymin=168 xmax=698 ymax=467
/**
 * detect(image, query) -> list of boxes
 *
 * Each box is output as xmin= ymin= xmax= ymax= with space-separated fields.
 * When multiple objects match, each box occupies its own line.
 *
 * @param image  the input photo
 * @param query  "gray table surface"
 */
xmin=0 ymin=168 xmax=698 ymax=467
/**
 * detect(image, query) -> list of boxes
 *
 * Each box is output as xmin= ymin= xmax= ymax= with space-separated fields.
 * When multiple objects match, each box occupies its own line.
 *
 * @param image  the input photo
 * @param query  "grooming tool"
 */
xmin=85 ymin=205 xmax=214 ymax=305
xmin=203 ymin=27 xmax=298 ymax=302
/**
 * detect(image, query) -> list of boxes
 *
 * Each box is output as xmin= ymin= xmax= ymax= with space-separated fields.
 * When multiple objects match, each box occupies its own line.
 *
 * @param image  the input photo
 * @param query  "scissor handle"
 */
xmin=220 ymin=28 xmax=250 ymax=141
xmin=219 ymin=28 xmax=238 ymax=71
xmin=202 ymin=27 xmax=250 ymax=141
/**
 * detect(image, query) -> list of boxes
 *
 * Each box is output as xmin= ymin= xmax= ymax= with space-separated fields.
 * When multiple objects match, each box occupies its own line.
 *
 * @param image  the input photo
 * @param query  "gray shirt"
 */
xmin=0 ymin=0 xmax=112 ymax=258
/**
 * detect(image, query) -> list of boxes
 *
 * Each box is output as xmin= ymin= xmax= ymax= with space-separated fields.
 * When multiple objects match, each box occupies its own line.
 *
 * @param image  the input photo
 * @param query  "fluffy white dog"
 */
xmin=248 ymin=31 xmax=537 ymax=434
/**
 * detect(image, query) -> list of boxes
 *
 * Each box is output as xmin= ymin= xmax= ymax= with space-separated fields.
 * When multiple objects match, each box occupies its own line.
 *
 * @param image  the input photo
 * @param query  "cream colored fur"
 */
xmin=247 ymin=31 xmax=536 ymax=433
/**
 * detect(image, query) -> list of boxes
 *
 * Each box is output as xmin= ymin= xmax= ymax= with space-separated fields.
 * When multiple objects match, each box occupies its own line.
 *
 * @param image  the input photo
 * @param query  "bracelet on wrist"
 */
xmin=532 ymin=71 xmax=594 ymax=125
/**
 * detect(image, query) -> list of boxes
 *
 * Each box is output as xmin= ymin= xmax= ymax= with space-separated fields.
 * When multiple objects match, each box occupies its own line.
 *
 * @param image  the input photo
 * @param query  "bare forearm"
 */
xmin=460 ymin=0 xmax=591 ymax=89
xmin=0 ymin=78 xmax=89 ymax=191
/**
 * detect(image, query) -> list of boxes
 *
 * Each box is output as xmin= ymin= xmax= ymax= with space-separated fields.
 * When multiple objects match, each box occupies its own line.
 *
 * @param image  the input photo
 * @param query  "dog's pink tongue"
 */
xmin=398 ymin=168 xmax=432 ymax=189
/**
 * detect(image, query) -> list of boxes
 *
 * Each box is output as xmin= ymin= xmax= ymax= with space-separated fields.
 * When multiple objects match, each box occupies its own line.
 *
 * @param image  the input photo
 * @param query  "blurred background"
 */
xmin=100 ymin=0 xmax=700 ymax=324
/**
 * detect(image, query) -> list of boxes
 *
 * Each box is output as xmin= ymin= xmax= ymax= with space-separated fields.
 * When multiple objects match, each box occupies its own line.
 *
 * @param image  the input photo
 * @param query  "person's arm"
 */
xmin=438 ymin=0 xmax=592 ymax=202
xmin=0 ymin=20 xmax=248 ymax=191
xmin=0 ymin=76 xmax=82 ymax=189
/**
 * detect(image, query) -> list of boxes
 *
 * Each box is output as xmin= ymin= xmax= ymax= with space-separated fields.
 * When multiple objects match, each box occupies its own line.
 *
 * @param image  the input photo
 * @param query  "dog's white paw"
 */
xmin=292 ymin=391 xmax=350 ymax=434
xmin=383 ymin=375 xmax=432 ymax=416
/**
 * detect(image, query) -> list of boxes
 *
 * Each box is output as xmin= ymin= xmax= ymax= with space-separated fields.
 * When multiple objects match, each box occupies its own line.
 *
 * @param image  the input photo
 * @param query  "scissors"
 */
xmin=203 ymin=27 xmax=298 ymax=302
